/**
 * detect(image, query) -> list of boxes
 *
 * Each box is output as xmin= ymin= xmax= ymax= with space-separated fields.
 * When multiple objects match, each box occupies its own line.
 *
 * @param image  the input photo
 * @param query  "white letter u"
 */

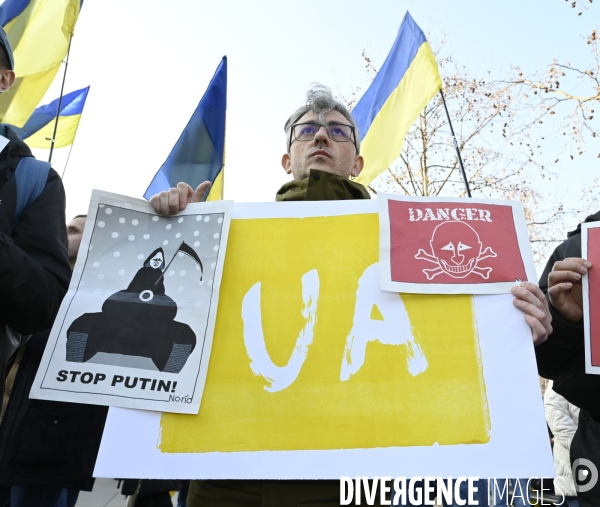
xmin=241 ymin=269 xmax=320 ymax=392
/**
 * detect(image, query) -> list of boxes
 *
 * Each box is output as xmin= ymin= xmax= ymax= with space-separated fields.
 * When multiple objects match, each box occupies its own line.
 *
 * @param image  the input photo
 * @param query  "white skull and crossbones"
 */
xmin=415 ymin=221 xmax=497 ymax=280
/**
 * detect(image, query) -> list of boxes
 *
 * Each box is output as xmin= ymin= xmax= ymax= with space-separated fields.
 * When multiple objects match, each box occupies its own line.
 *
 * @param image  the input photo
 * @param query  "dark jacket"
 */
xmin=536 ymin=211 xmax=600 ymax=506
xmin=0 ymin=125 xmax=71 ymax=395
xmin=0 ymin=329 xmax=108 ymax=488
xmin=188 ymin=169 xmax=377 ymax=507
xmin=275 ymin=170 xmax=371 ymax=202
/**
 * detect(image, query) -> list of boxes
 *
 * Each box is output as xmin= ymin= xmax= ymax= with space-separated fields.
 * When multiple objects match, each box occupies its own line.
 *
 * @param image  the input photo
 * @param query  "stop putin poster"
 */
xmin=378 ymin=194 xmax=537 ymax=294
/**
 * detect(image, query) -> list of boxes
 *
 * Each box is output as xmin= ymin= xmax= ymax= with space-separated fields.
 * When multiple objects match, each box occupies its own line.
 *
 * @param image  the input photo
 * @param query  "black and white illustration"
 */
xmin=31 ymin=190 xmax=233 ymax=414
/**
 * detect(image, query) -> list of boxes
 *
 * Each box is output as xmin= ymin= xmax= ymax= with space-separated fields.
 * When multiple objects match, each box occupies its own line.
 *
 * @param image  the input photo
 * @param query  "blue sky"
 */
xmin=24 ymin=0 xmax=598 ymax=219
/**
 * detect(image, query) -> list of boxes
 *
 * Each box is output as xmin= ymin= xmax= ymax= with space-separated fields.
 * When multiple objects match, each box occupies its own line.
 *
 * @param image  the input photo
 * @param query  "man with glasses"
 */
xmin=151 ymin=84 xmax=377 ymax=507
xmin=150 ymin=83 xmax=553 ymax=507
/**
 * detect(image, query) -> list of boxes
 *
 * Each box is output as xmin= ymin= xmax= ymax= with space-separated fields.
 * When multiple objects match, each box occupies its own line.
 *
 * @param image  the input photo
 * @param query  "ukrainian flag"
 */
xmin=144 ymin=57 xmax=227 ymax=202
xmin=8 ymin=86 xmax=89 ymax=149
xmin=0 ymin=0 xmax=81 ymax=127
xmin=353 ymin=12 xmax=442 ymax=186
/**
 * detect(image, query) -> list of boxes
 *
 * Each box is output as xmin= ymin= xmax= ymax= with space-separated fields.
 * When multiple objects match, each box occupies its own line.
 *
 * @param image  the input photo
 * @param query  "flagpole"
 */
xmin=48 ymin=34 xmax=73 ymax=164
xmin=61 ymin=142 xmax=74 ymax=179
xmin=439 ymin=90 xmax=471 ymax=198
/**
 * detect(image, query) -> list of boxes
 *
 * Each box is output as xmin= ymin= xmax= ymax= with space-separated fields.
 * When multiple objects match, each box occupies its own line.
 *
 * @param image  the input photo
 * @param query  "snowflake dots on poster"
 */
xmin=83 ymin=207 xmax=226 ymax=308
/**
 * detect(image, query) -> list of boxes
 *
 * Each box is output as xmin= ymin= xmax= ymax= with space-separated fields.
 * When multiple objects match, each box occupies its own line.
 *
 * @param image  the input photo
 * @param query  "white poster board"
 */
xmin=94 ymin=200 xmax=554 ymax=479
xmin=30 ymin=190 xmax=233 ymax=414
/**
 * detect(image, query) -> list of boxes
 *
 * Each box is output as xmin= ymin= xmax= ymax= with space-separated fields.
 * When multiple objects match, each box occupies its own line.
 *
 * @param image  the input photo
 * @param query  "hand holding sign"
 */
xmin=548 ymin=257 xmax=591 ymax=324
xmin=150 ymin=181 xmax=211 ymax=217
xmin=511 ymin=282 xmax=553 ymax=345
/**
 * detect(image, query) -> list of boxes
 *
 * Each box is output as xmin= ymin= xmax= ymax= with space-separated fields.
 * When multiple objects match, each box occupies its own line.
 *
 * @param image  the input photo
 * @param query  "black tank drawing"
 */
xmin=66 ymin=245 xmax=202 ymax=373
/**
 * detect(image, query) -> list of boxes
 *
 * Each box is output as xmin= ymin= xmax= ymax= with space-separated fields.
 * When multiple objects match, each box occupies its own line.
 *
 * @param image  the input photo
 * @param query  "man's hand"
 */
xmin=149 ymin=181 xmax=211 ymax=217
xmin=547 ymin=257 xmax=591 ymax=324
xmin=511 ymin=282 xmax=553 ymax=345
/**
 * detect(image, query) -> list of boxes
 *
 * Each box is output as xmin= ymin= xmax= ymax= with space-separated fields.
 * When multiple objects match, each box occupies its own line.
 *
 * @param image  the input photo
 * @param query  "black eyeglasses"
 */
xmin=289 ymin=122 xmax=359 ymax=153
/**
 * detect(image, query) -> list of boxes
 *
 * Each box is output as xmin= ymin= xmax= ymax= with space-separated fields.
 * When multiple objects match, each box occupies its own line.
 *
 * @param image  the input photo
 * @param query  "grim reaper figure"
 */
xmin=65 ymin=247 xmax=198 ymax=373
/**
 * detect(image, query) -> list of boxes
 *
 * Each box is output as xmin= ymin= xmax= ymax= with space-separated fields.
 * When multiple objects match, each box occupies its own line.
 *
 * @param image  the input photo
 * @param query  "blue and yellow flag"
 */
xmin=0 ymin=0 xmax=81 ymax=127
xmin=353 ymin=12 xmax=442 ymax=186
xmin=144 ymin=57 xmax=227 ymax=202
xmin=8 ymin=86 xmax=89 ymax=149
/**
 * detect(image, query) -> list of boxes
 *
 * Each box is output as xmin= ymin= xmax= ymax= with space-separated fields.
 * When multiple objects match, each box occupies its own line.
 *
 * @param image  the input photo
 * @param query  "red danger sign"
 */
xmin=378 ymin=195 xmax=535 ymax=294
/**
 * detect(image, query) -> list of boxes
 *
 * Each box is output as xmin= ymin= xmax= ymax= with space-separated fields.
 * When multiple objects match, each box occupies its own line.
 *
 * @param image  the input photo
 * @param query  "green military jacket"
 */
xmin=276 ymin=169 xmax=370 ymax=202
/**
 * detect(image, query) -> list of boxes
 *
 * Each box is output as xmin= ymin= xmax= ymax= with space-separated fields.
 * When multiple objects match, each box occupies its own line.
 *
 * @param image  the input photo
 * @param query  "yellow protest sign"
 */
xmin=160 ymin=212 xmax=490 ymax=452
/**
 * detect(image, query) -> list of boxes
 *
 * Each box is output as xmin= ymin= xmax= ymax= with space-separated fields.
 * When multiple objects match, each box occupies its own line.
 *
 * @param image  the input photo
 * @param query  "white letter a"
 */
xmin=341 ymin=264 xmax=427 ymax=381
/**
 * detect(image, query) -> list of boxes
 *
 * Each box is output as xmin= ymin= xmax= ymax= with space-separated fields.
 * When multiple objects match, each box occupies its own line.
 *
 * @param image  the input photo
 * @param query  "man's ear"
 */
xmin=0 ymin=69 xmax=15 ymax=93
xmin=351 ymin=154 xmax=364 ymax=178
xmin=281 ymin=153 xmax=292 ymax=175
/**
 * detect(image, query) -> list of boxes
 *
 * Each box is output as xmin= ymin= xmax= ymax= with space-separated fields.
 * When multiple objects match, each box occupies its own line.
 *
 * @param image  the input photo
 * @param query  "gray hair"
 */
xmin=284 ymin=83 xmax=360 ymax=153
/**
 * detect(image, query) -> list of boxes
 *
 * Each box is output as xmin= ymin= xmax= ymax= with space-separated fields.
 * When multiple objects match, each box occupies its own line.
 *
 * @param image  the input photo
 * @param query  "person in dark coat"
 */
xmin=532 ymin=211 xmax=600 ymax=507
xmin=0 ymin=27 xmax=71 ymax=396
xmin=0 ymin=216 xmax=108 ymax=507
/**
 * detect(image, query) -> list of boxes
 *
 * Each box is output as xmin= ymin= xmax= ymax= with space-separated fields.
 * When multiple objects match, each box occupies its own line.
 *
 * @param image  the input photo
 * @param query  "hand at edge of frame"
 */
xmin=547 ymin=257 xmax=591 ymax=325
